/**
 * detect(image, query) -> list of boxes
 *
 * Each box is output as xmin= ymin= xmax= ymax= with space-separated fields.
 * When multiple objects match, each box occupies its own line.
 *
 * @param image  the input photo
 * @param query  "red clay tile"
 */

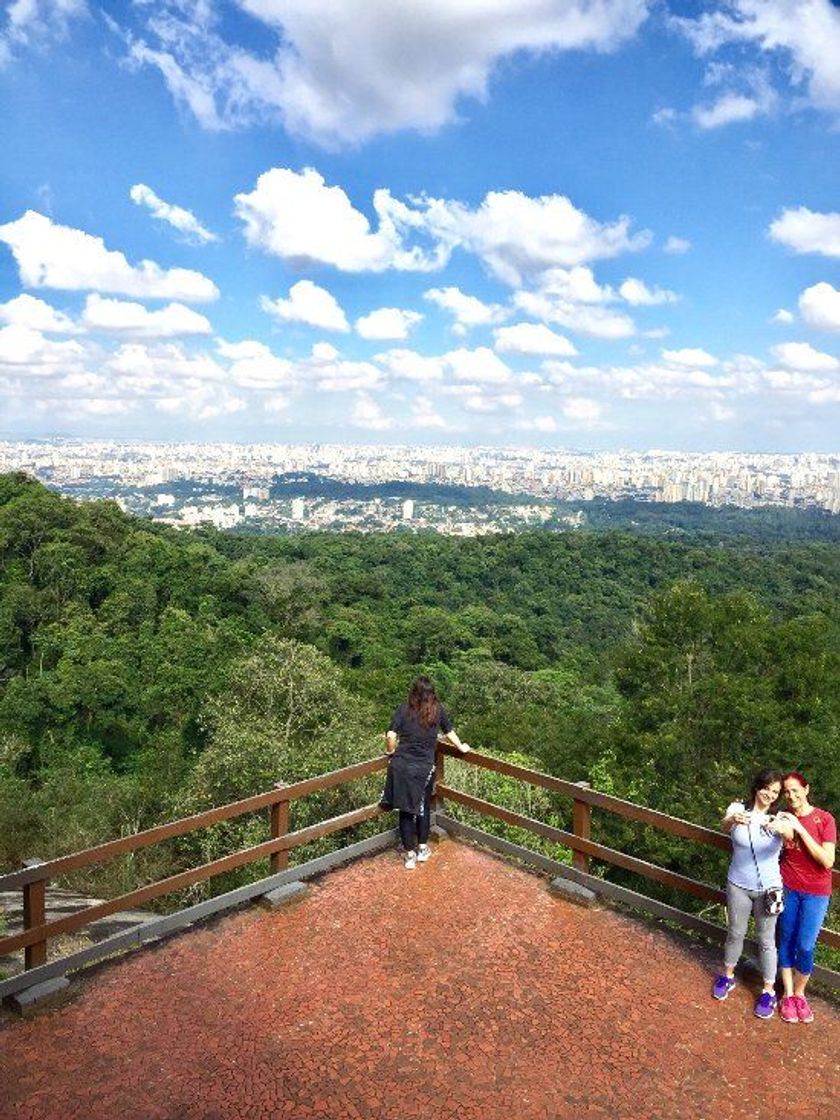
xmin=0 ymin=841 xmax=837 ymax=1119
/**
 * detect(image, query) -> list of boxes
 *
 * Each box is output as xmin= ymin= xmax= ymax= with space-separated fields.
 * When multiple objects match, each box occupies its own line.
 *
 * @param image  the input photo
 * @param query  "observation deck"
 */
xmin=1 ymin=747 xmax=838 ymax=1119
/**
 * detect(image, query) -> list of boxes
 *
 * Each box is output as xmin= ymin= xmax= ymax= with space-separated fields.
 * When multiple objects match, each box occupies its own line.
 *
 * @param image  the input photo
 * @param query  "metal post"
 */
xmin=572 ymin=782 xmax=592 ymax=874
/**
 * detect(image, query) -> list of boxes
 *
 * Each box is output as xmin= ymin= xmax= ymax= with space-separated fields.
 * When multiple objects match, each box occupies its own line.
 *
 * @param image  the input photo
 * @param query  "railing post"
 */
xmin=270 ymin=790 xmax=290 ymax=874
xmin=572 ymin=783 xmax=591 ymax=875
xmin=432 ymin=741 xmax=446 ymax=819
xmin=22 ymin=858 xmax=47 ymax=970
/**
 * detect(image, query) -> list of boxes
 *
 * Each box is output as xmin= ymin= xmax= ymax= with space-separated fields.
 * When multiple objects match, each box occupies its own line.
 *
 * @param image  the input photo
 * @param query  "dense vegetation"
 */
xmin=0 ymin=473 xmax=837 ymax=954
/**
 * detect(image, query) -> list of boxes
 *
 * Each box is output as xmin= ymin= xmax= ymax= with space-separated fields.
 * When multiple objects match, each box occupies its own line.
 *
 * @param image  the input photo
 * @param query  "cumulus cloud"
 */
xmin=82 ymin=294 xmax=212 ymax=337
xmin=234 ymin=168 xmax=649 ymax=286
xmin=769 ymin=207 xmax=840 ymax=257
xmin=434 ymin=190 xmax=651 ymax=286
xmin=0 ymin=323 xmax=85 ymax=374
xmin=235 ymin=167 xmax=447 ymax=272
xmin=799 ymin=281 xmax=840 ymax=331
xmin=562 ymin=397 xmax=603 ymax=424
xmin=355 ymin=307 xmax=423 ymax=341
xmin=130 ymin=183 xmax=217 ymax=244
xmin=445 ymin=347 xmax=513 ymax=385
xmin=772 ymin=340 xmax=839 ymax=372
xmin=411 ymin=394 xmax=449 ymax=429
xmin=304 ymin=347 xmax=384 ymax=392
xmin=424 ymin=286 xmax=508 ymax=332
xmin=692 ymin=91 xmax=766 ymax=129
xmin=261 ymin=279 xmax=350 ymax=332
xmin=674 ymin=1 xmax=840 ymax=118
xmin=0 ymin=292 xmax=77 ymax=333
xmin=493 ymin=322 xmax=577 ymax=357
xmin=664 ymin=236 xmax=691 ymax=254
xmin=127 ymin=0 xmax=650 ymax=147
xmin=0 ymin=210 xmax=219 ymax=301
xmin=772 ymin=308 xmax=795 ymax=325
xmin=662 ymin=347 xmax=718 ymax=368
xmin=514 ymin=290 xmax=636 ymax=339
xmin=351 ymin=391 xmax=392 ymax=430
xmin=619 ymin=278 xmax=679 ymax=306
xmin=374 ymin=348 xmax=445 ymax=383
xmin=216 ymin=338 xmax=294 ymax=389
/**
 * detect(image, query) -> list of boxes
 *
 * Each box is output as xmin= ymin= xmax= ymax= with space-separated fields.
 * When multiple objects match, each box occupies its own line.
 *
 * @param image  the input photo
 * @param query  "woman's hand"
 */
xmin=457 ymin=742 xmax=471 ymax=754
xmin=776 ymin=811 xmax=802 ymax=834
xmin=732 ymin=810 xmax=750 ymax=826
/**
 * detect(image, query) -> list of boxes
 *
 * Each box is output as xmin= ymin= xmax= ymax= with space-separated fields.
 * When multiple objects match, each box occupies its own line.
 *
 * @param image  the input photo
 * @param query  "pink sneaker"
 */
xmin=795 ymin=996 xmax=814 ymax=1023
xmin=779 ymin=996 xmax=799 ymax=1023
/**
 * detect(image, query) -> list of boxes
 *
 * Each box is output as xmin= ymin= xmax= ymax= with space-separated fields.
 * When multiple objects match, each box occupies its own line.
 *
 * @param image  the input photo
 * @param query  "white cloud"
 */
xmin=424 ymin=286 xmax=508 ymax=330
xmin=772 ymin=308 xmax=795 ymax=325
xmin=235 ymin=167 xmax=446 ymax=272
xmin=261 ymin=279 xmax=349 ymax=332
xmin=769 ymin=207 xmax=840 ymax=257
xmin=708 ymin=402 xmax=736 ymax=421
xmin=234 ymin=168 xmax=650 ymax=286
xmin=351 ymin=391 xmax=392 ymax=430
xmin=675 ymin=1 xmax=840 ymax=118
xmin=538 ymin=266 xmax=614 ymax=303
xmin=355 ymin=307 xmax=423 ymax=341
xmin=82 ymin=294 xmax=212 ymax=337
xmin=306 ymin=348 xmax=384 ymax=392
xmin=130 ymin=183 xmax=217 ymax=244
xmin=562 ymin=397 xmax=603 ymax=424
xmin=128 ymin=0 xmax=651 ymax=147
xmin=460 ymin=388 xmax=523 ymax=413
xmin=411 ymin=394 xmax=449 ymax=429
xmin=0 ymin=323 xmax=85 ymax=374
xmin=516 ymin=415 xmax=559 ymax=432
xmin=493 ymin=322 xmax=577 ymax=357
xmin=435 ymin=190 xmax=651 ymax=286
xmin=692 ymin=92 xmax=764 ymax=129
xmin=772 ymin=341 xmax=839 ymax=373
xmin=799 ymin=281 xmax=840 ymax=332
xmin=445 ymin=347 xmax=513 ymax=385
xmin=374 ymin=348 xmax=445 ymax=383
xmin=156 ymin=384 xmax=247 ymax=421
xmin=514 ymin=290 xmax=636 ymax=339
xmin=216 ymin=338 xmax=295 ymax=389
xmin=664 ymin=236 xmax=691 ymax=254
xmin=0 ymin=292 xmax=77 ymax=333
xmin=662 ymin=347 xmax=718 ymax=368
xmin=619 ymin=278 xmax=679 ymax=306
xmin=1 ymin=0 xmax=86 ymax=63
xmin=0 ymin=210 xmax=219 ymax=301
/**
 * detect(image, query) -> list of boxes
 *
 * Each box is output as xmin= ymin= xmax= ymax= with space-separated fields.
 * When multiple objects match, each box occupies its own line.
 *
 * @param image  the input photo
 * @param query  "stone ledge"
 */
xmin=260 ymin=881 xmax=309 ymax=910
xmin=4 ymin=976 xmax=70 ymax=1016
xmin=548 ymin=876 xmax=600 ymax=908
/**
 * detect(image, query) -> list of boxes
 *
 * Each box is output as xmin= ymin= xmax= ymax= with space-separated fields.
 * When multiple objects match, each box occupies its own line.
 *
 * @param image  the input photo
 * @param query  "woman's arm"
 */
xmin=385 ymin=730 xmax=397 ymax=754
xmin=441 ymin=728 xmax=471 ymax=753
xmin=778 ymin=813 xmax=836 ymax=869
xmin=721 ymin=804 xmax=749 ymax=832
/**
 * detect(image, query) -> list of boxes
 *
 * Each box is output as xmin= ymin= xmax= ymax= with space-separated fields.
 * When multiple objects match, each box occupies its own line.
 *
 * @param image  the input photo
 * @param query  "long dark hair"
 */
xmin=746 ymin=768 xmax=783 ymax=811
xmin=407 ymin=676 xmax=441 ymax=729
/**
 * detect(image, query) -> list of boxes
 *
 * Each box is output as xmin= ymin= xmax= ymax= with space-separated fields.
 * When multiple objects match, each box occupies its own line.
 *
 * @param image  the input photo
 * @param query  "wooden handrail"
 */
xmin=0 ymin=755 xmax=389 ymax=891
xmin=2 ymin=743 xmax=836 ymax=971
xmin=436 ymin=748 xmax=839 ymax=950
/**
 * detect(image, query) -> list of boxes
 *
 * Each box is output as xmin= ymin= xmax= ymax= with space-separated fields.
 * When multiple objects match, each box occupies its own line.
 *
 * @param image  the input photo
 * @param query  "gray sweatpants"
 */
xmin=724 ymin=880 xmax=778 ymax=983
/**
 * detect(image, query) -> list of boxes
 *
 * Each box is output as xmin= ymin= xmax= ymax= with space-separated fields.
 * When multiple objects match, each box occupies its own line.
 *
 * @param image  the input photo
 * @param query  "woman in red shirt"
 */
xmin=776 ymin=772 xmax=836 ymax=1024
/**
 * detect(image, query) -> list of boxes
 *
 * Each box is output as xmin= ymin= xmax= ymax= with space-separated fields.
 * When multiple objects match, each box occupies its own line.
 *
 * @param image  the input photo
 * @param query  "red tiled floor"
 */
xmin=0 ymin=840 xmax=837 ymax=1120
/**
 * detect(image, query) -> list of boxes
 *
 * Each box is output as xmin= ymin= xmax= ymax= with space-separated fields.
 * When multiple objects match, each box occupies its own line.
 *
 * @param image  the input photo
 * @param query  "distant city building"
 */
xmin=402 ymin=499 xmax=414 ymax=521
xmin=291 ymin=498 xmax=305 ymax=520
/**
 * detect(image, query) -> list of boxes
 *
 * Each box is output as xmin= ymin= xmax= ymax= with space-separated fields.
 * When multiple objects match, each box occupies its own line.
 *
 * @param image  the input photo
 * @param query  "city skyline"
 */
xmin=1 ymin=3 xmax=839 ymax=451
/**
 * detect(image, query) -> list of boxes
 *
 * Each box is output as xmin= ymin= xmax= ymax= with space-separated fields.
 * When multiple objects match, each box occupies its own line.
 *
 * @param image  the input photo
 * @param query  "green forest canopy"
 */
xmin=0 ymin=472 xmax=837 ymax=950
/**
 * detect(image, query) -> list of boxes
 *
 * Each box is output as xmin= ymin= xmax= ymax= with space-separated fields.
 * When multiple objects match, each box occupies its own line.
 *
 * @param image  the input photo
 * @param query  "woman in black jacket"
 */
xmin=380 ymin=676 xmax=470 ymax=868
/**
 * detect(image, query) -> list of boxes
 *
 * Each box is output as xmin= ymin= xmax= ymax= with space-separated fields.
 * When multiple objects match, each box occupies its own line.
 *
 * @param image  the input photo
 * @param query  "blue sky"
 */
xmin=0 ymin=0 xmax=838 ymax=451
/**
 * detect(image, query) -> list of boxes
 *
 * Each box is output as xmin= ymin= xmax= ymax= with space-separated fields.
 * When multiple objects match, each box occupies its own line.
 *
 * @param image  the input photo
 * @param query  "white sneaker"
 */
xmin=404 ymin=850 xmax=417 ymax=869
xmin=417 ymin=844 xmax=432 ymax=862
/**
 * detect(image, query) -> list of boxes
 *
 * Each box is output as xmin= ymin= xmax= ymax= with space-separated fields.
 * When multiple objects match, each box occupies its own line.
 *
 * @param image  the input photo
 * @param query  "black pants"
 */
xmin=399 ymin=771 xmax=434 ymax=851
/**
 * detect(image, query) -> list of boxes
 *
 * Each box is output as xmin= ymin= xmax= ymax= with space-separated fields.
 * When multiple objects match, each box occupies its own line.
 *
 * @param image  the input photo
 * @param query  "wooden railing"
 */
xmin=1 ymin=745 xmax=837 ymax=975
xmin=0 ymin=755 xmax=389 ymax=970
xmin=433 ymin=743 xmax=839 ymax=950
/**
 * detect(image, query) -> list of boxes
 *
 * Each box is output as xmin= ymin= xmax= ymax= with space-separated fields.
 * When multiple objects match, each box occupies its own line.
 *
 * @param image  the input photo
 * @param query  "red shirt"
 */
xmin=781 ymin=807 xmax=836 ymax=896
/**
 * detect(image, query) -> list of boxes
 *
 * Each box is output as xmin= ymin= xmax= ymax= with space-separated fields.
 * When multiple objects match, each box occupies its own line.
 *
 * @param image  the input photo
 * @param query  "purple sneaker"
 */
xmin=754 ymin=992 xmax=777 ymax=1020
xmin=712 ymin=974 xmax=736 ymax=1000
